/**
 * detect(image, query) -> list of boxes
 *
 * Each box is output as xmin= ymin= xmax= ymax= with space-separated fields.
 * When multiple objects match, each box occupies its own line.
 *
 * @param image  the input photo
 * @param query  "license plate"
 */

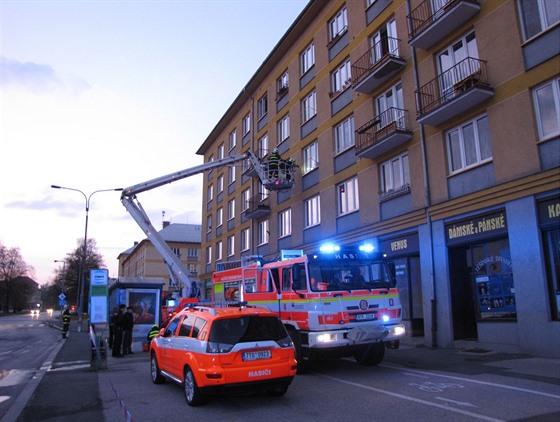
xmin=242 ymin=350 xmax=272 ymax=361
xmin=356 ymin=313 xmax=376 ymax=321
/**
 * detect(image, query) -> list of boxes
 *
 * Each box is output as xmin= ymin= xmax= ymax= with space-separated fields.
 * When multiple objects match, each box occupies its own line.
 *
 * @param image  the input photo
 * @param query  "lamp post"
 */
xmin=54 ymin=259 xmax=66 ymax=309
xmin=51 ymin=185 xmax=123 ymax=331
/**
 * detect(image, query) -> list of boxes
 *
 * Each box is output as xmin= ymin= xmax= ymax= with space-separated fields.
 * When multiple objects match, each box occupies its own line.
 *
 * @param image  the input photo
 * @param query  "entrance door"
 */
xmin=394 ymin=256 xmax=424 ymax=337
xmin=449 ymin=246 xmax=478 ymax=339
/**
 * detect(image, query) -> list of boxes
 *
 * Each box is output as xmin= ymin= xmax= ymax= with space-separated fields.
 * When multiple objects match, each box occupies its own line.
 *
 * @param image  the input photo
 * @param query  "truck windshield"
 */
xmin=308 ymin=261 xmax=394 ymax=292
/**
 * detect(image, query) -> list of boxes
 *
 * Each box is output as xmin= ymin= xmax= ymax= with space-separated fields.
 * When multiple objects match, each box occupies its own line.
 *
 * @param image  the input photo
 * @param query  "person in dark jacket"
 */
xmin=62 ymin=307 xmax=70 ymax=339
xmin=123 ymin=306 xmax=135 ymax=354
xmin=112 ymin=304 xmax=126 ymax=357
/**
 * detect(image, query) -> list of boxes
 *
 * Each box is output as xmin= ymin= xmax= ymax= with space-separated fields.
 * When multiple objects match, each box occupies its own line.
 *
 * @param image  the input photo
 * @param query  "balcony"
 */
xmin=416 ymin=57 xmax=493 ymax=126
xmin=352 ymin=36 xmax=406 ymax=94
xmin=408 ymin=0 xmax=481 ymax=50
xmin=355 ymin=108 xmax=413 ymax=159
xmin=243 ymin=194 xmax=270 ymax=219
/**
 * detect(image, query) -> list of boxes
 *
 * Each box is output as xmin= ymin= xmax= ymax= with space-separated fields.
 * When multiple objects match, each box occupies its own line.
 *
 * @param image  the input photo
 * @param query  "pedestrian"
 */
xmin=146 ymin=324 xmax=160 ymax=345
xmin=108 ymin=307 xmax=118 ymax=349
xmin=62 ymin=307 xmax=70 ymax=339
xmin=112 ymin=304 xmax=126 ymax=357
xmin=123 ymin=306 xmax=135 ymax=355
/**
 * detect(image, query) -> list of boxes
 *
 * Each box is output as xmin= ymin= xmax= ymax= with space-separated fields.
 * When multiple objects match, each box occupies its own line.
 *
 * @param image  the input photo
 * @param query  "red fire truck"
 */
xmin=211 ymin=246 xmax=405 ymax=371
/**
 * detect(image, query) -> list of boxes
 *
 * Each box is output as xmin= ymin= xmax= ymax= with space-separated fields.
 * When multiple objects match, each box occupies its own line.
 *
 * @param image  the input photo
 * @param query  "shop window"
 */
xmin=544 ymin=227 xmax=560 ymax=320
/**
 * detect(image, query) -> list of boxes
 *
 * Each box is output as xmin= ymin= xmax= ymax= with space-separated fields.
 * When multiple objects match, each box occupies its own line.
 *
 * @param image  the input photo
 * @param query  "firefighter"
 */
xmin=62 ymin=307 xmax=70 ymax=339
xmin=268 ymin=148 xmax=281 ymax=178
xmin=147 ymin=324 xmax=160 ymax=344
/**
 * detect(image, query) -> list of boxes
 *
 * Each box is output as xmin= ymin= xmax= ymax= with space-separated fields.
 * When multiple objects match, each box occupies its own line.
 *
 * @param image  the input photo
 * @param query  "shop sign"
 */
xmin=538 ymin=197 xmax=560 ymax=227
xmin=380 ymin=233 xmax=419 ymax=257
xmin=446 ymin=211 xmax=507 ymax=245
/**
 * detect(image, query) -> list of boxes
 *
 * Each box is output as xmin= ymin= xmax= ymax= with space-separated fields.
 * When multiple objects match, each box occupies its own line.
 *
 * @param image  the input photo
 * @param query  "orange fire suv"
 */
xmin=149 ymin=303 xmax=297 ymax=406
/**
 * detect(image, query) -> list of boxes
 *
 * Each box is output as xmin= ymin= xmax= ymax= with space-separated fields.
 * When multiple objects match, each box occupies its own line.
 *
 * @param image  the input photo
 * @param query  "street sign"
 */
xmin=59 ymin=293 xmax=66 ymax=301
xmin=59 ymin=299 xmax=67 ymax=307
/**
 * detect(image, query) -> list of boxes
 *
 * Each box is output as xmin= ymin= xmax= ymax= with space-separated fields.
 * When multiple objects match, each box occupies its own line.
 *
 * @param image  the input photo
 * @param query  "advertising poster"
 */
xmin=127 ymin=289 xmax=160 ymax=326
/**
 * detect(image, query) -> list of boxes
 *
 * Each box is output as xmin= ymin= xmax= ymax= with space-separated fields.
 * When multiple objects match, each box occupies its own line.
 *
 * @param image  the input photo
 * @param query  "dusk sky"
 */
xmin=1 ymin=0 xmax=308 ymax=284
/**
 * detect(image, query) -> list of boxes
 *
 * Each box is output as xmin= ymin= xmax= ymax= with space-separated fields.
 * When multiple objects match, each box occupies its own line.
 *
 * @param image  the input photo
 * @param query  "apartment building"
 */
xmin=195 ymin=0 xmax=559 ymax=357
xmin=117 ymin=223 xmax=201 ymax=296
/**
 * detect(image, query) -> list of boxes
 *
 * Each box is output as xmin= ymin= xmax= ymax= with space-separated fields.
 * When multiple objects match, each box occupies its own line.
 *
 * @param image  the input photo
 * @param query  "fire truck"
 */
xmin=121 ymin=151 xmax=296 ymax=321
xmin=211 ymin=246 xmax=406 ymax=370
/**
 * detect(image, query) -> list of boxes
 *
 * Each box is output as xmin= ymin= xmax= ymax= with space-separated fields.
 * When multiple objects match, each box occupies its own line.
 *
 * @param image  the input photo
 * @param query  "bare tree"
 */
xmin=0 ymin=242 xmax=33 ymax=312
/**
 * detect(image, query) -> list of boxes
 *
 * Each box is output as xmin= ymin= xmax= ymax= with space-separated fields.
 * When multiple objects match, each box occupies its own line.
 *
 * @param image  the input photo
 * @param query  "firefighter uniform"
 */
xmin=147 ymin=324 xmax=160 ymax=344
xmin=62 ymin=309 xmax=70 ymax=339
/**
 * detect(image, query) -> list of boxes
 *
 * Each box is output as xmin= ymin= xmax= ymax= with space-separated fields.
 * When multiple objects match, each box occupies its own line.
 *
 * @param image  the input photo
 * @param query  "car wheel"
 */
xmin=288 ymin=329 xmax=308 ymax=374
xmin=150 ymin=354 xmax=165 ymax=384
xmin=354 ymin=342 xmax=385 ymax=366
xmin=266 ymin=385 xmax=288 ymax=397
xmin=184 ymin=367 xmax=205 ymax=406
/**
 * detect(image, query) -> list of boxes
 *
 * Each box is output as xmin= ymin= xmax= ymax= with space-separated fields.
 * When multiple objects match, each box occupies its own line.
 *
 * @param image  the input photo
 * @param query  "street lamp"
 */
xmin=51 ymin=185 xmax=123 ymax=330
xmin=54 ymin=259 xmax=66 ymax=306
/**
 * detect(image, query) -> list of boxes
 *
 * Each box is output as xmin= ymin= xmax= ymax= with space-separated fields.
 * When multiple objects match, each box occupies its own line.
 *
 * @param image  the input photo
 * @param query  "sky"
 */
xmin=0 ymin=0 xmax=308 ymax=285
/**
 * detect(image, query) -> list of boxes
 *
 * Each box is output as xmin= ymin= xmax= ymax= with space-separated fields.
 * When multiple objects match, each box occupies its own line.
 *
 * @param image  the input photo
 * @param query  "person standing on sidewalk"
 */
xmin=112 ymin=304 xmax=125 ymax=357
xmin=62 ymin=307 xmax=70 ymax=339
xmin=123 ymin=306 xmax=135 ymax=355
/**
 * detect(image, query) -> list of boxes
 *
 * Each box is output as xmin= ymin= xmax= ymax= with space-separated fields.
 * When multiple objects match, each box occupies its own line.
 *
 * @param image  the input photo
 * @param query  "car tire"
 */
xmin=354 ymin=342 xmax=385 ymax=366
xmin=150 ymin=354 xmax=166 ymax=384
xmin=266 ymin=385 xmax=288 ymax=397
xmin=288 ymin=329 xmax=308 ymax=374
xmin=184 ymin=367 xmax=205 ymax=406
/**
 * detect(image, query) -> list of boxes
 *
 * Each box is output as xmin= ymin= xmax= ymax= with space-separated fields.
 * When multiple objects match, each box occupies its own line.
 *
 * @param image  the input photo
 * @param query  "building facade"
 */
xmin=195 ymin=0 xmax=559 ymax=357
xmin=117 ymin=223 xmax=202 ymax=296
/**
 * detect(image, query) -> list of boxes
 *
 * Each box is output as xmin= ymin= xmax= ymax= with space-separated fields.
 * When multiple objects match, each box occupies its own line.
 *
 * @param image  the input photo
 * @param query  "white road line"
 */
xmin=436 ymin=397 xmax=478 ymax=407
xmin=319 ymin=374 xmax=505 ymax=422
xmin=381 ymin=363 xmax=560 ymax=399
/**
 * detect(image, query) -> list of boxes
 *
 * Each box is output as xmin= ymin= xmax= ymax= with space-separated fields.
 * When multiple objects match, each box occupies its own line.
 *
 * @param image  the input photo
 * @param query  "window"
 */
xmin=305 ymin=195 xmax=321 ymax=228
xmin=371 ymin=19 xmax=398 ymax=63
xmin=446 ymin=115 xmax=492 ymax=174
xmin=227 ymin=199 xmax=235 ymax=221
xmin=376 ymin=83 xmax=405 ymax=129
xmin=533 ymin=77 xmax=560 ymax=140
xmin=187 ymin=248 xmax=198 ymax=257
xmin=329 ymin=6 xmax=348 ymax=42
xmin=172 ymin=247 xmax=181 ymax=257
xmin=301 ymin=42 xmax=315 ymax=75
xmin=380 ymin=153 xmax=410 ymax=194
xmin=241 ymin=228 xmax=250 ymax=251
xmin=228 ymin=165 xmax=236 ymax=185
xmin=337 ymin=177 xmax=359 ymax=215
xmin=302 ymin=91 xmax=317 ymax=123
xmin=279 ymin=209 xmax=292 ymax=238
xmin=242 ymin=188 xmax=251 ymax=212
xmin=278 ymin=115 xmax=290 ymax=143
xmin=331 ymin=59 xmax=352 ymax=95
xmin=216 ymin=207 xmax=223 ymax=227
xmin=216 ymin=241 xmax=222 ymax=261
xmin=277 ymin=71 xmax=289 ymax=95
xmin=438 ymin=32 xmax=479 ymax=97
xmin=258 ymin=220 xmax=269 ymax=245
xmin=242 ymin=113 xmax=251 ymax=136
xmin=334 ymin=115 xmax=355 ymax=154
xmin=189 ymin=263 xmax=197 ymax=273
xmin=207 ymin=184 xmax=213 ymax=202
xmin=258 ymin=134 xmax=269 ymax=158
xmin=206 ymin=215 xmax=212 ymax=233
xmin=303 ymin=141 xmax=319 ymax=174
xmin=258 ymin=182 xmax=269 ymax=201
xmin=229 ymin=130 xmax=237 ymax=151
xmin=217 ymin=175 xmax=224 ymax=193
xmin=227 ymin=235 xmax=235 ymax=257
xmin=518 ymin=0 xmax=560 ymax=40
xmin=218 ymin=143 xmax=224 ymax=160
xmin=258 ymin=93 xmax=268 ymax=120
xmin=206 ymin=246 xmax=212 ymax=265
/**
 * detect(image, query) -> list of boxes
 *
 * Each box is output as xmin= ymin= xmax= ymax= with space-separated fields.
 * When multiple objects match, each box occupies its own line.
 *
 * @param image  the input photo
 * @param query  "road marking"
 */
xmin=0 ymin=396 xmax=11 ymax=405
xmin=321 ymin=373 xmax=503 ymax=421
xmin=320 ymin=374 xmax=505 ymax=422
xmin=436 ymin=397 xmax=478 ymax=408
xmin=48 ymin=364 xmax=91 ymax=372
xmin=381 ymin=363 xmax=560 ymax=399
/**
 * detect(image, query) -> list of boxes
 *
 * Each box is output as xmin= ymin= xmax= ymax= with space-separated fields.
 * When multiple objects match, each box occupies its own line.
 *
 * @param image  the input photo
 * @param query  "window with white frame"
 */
xmin=206 ymin=246 xmax=212 ymax=265
xmin=172 ymin=247 xmax=180 ymax=257
xmin=187 ymin=248 xmax=198 ymax=257
xmin=189 ymin=263 xmax=197 ymax=274
xmin=334 ymin=115 xmax=355 ymax=154
xmin=242 ymin=113 xmax=251 ymax=135
xmin=277 ymin=71 xmax=289 ymax=94
xmin=216 ymin=207 xmax=223 ymax=227
xmin=305 ymin=195 xmax=321 ymax=228
xmin=218 ymin=143 xmax=224 ymax=159
xmin=258 ymin=220 xmax=269 ymax=245
xmin=331 ymin=59 xmax=352 ymax=94
xmin=518 ymin=0 xmax=560 ymax=41
xmin=216 ymin=241 xmax=222 ymax=261
xmin=371 ymin=18 xmax=398 ymax=63
xmin=380 ymin=153 xmax=410 ymax=194
xmin=279 ymin=209 xmax=292 ymax=238
xmin=302 ymin=91 xmax=317 ymax=123
xmin=229 ymin=129 xmax=237 ymax=151
xmin=227 ymin=198 xmax=235 ymax=221
xmin=446 ymin=114 xmax=493 ymax=174
xmin=241 ymin=227 xmax=250 ymax=251
xmin=533 ymin=76 xmax=560 ymax=140
xmin=278 ymin=115 xmax=290 ymax=143
xmin=217 ymin=175 xmax=224 ymax=193
xmin=329 ymin=6 xmax=348 ymax=42
xmin=207 ymin=184 xmax=214 ymax=202
xmin=258 ymin=93 xmax=268 ymax=120
xmin=303 ymin=141 xmax=319 ymax=174
xmin=228 ymin=165 xmax=236 ymax=185
xmin=206 ymin=214 xmax=212 ymax=232
xmin=438 ymin=32 xmax=479 ymax=97
xmin=301 ymin=42 xmax=315 ymax=75
xmin=337 ymin=177 xmax=359 ymax=215
xmin=227 ymin=235 xmax=235 ymax=257
xmin=258 ymin=182 xmax=269 ymax=201
xmin=258 ymin=133 xmax=269 ymax=158
xmin=242 ymin=188 xmax=251 ymax=211
xmin=376 ymin=82 xmax=405 ymax=129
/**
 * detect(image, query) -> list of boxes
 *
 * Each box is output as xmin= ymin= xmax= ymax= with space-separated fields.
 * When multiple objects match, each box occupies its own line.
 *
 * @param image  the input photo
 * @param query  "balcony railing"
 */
xmin=408 ymin=0 xmax=480 ymax=49
xmin=416 ymin=57 xmax=492 ymax=124
xmin=243 ymin=193 xmax=270 ymax=219
xmin=355 ymin=107 xmax=413 ymax=159
xmin=352 ymin=36 xmax=406 ymax=93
